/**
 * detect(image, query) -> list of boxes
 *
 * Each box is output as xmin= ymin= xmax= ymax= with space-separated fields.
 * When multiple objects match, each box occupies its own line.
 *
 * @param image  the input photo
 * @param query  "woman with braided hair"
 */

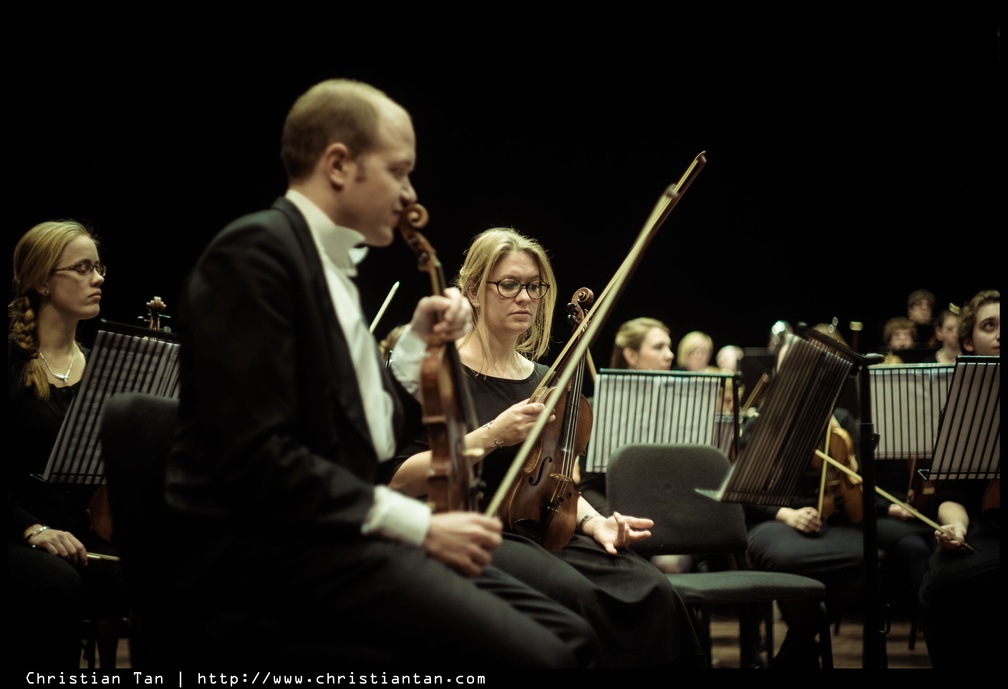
xmin=8 ymin=220 xmax=125 ymax=669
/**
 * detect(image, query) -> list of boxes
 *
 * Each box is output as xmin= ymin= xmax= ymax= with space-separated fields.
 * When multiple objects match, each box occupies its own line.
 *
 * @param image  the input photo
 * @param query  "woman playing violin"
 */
xmin=741 ymin=337 xmax=866 ymax=668
xmin=8 ymin=220 xmax=127 ymax=669
xmin=384 ymin=227 xmax=704 ymax=669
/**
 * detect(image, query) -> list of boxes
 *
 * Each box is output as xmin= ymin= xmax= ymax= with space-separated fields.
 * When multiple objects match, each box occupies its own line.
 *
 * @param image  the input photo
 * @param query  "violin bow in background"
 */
xmin=369 ymin=281 xmax=400 ymax=334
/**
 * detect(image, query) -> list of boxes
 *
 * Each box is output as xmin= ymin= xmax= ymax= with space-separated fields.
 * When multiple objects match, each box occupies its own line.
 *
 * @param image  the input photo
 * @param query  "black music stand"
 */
xmin=697 ymin=330 xmax=889 ymax=668
xmin=584 ymin=368 xmax=739 ymax=473
xmin=696 ymin=333 xmax=854 ymax=503
xmin=920 ymin=355 xmax=1000 ymax=483
xmin=870 ymin=362 xmax=955 ymax=466
xmin=43 ymin=320 xmax=180 ymax=486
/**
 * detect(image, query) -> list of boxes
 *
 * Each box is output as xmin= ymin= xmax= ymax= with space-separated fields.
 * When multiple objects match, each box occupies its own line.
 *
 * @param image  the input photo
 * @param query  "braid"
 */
xmin=8 ymin=294 xmax=49 ymax=400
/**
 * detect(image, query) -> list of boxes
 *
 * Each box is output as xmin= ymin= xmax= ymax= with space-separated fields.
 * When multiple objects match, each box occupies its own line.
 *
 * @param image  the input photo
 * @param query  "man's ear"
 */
xmin=323 ymin=142 xmax=351 ymax=189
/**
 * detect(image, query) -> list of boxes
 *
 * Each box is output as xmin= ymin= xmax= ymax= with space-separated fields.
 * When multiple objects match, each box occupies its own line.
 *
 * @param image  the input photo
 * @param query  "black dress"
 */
xmin=918 ymin=480 xmax=1000 ymax=668
xmin=7 ymin=339 xmax=128 ymax=669
xmin=391 ymin=362 xmax=705 ymax=668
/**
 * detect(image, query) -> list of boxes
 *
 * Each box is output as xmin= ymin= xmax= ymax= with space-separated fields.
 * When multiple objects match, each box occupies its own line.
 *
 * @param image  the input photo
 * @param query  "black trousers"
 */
xmin=149 ymin=536 xmax=600 ymax=671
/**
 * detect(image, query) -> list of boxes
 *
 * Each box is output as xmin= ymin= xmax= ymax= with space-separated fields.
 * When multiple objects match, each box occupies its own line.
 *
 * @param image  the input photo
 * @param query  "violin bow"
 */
xmin=485 ymin=151 xmax=707 ymax=517
xmin=369 ymin=281 xmax=400 ymax=334
xmin=815 ymin=450 xmax=976 ymax=553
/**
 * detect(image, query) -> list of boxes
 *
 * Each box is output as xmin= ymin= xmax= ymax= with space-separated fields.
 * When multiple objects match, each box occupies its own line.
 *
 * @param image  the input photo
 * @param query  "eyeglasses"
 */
xmin=52 ymin=261 xmax=107 ymax=278
xmin=488 ymin=279 xmax=549 ymax=300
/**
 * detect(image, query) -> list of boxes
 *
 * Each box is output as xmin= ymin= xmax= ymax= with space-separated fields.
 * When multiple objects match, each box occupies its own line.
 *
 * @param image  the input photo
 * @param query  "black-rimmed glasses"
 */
xmin=488 ymin=279 xmax=549 ymax=300
xmin=52 ymin=261 xmax=107 ymax=277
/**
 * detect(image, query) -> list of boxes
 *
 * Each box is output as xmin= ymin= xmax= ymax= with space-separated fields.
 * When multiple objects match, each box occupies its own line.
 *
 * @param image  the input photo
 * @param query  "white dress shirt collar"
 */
xmin=284 ymin=189 xmax=369 ymax=275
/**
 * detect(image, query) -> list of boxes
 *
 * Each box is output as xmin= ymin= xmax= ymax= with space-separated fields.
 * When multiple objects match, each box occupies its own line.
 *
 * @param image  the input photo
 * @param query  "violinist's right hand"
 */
xmin=477 ymin=398 xmax=555 ymax=450
xmin=23 ymin=525 xmax=88 ymax=567
xmin=934 ymin=522 xmax=968 ymax=552
xmin=424 ymin=512 xmax=503 ymax=577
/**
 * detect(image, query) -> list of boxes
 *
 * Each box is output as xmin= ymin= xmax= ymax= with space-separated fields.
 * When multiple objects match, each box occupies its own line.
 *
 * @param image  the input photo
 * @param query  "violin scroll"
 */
xmin=397 ymin=204 xmax=483 ymax=513
xmin=140 ymin=295 xmax=170 ymax=332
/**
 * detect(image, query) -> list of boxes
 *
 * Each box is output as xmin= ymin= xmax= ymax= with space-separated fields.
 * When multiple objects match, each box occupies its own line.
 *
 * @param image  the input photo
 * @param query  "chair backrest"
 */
xmin=605 ymin=443 xmax=749 ymax=559
xmin=99 ymin=391 xmax=178 ymax=665
xmin=100 ymin=391 xmax=178 ymax=558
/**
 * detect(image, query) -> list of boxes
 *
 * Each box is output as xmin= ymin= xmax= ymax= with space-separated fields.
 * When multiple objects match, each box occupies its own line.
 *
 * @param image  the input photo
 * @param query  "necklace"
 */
xmin=38 ymin=346 xmax=74 ymax=384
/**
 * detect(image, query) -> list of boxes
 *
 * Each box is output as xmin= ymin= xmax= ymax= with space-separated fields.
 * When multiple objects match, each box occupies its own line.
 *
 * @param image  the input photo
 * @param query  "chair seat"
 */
xmin=606 ymin=443 xmax=835 ymax=668
xmin=667 ymin=571 xmax=827 ymax=607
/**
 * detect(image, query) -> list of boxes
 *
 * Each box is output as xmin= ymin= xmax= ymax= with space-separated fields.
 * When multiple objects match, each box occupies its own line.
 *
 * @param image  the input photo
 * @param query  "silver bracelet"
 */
xmin=482 ymin=421 xmax=504 ymax=449
xmin=24 ymin=525 xmax=49 ymax=542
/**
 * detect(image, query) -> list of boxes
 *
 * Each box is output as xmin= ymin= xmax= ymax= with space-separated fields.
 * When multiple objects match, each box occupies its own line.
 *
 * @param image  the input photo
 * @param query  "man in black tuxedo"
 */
xmin=159 ymin=79 xmax=598 ymax=670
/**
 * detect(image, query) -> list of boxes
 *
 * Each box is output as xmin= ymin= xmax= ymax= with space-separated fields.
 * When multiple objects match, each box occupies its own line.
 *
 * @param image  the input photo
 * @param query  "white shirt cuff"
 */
xmin=388 ymin=326 xmax=425 ymax=399
xmin=362 ymin=485 xmax=431 ymax=547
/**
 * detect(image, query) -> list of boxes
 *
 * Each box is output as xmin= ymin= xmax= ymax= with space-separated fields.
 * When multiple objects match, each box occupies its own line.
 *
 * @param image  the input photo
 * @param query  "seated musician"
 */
xmin=576 ymin=316 xmax=676 ymax=516
xmin=879 ymin=316 xmax=917 ymax=365
xmin=740 ymin=333 xmax=865 ymax=668
xmin=383 ymin=228 xmax=705 ymax=668
xmin=577 ymin=317 xmax=698 ymax=575
xmin=932 ymin=307 xmax=961 ymax=364
xmin=918 ymin=289 xmax=1000 ymax=669
xmin=906 ymin=288 xmax=937 ymax=349
xmin=160 ymin=79 xmax=599 ymax=669
xmin=747 ymin=324 xmax=944 ymax=666
xmin=8 ymin=220 xmax=127 ymax=669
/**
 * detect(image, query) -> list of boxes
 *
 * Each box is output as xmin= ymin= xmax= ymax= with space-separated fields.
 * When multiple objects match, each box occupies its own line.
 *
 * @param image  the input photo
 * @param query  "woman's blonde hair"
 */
xmin=676 ymin=330 xmax=713 ymax=369
xmin=9 ymin=220 xmax=97 ymax=399
xmin=610 ymin=317 xmax=670 ymax=369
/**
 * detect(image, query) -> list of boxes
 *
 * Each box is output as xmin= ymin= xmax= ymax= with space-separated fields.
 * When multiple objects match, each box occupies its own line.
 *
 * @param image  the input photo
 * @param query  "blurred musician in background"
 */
xmin=580 ymin=317 xmax=697 ymax=575
xmin=385 ymin=230 xmax=705 ymax=668
xmin=8 ymin=220 xmax=126 ymax=669
xmin=919 ymin=289 xmax=1000 ymax=669
xmin=741 ymin=335 xmax=865 ymax=668
xmin=932 ymin=307 xmax=961 ymax=364
xmin=576 ymin=316 xmax=675 ymax=515
xmin=676 ymin=330 xmax=713 ymax=372
xmin=880 ymin=316 xmax=918 ymax=364
xmin=906 ymin=288 xmax=936 ymax=349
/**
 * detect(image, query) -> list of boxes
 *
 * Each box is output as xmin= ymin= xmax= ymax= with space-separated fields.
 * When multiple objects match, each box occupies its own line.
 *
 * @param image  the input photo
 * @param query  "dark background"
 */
xmin=7 ymin=7 xmax=1002 ymax=366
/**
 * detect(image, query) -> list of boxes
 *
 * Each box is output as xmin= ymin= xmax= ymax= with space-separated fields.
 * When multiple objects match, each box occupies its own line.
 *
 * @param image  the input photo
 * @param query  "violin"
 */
xmin=813 ymin=421 xmax=863 ymax=524
xmin=982 ymin=478 xmax=999 ymax=511
xmin=906 ymin=456 xmax=937 ymax=513
xmin=398 ymin=204 xmax=482 ymax=512
xmin=140 ymin=296 xmax=169 ymax=331
xmin=485 ymin=152 xmax=707 ymax=525
xmin=87 ymin=296 xmax=171 ymax=544
xmin=500 ymin=288 xmax=594 ymax=552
